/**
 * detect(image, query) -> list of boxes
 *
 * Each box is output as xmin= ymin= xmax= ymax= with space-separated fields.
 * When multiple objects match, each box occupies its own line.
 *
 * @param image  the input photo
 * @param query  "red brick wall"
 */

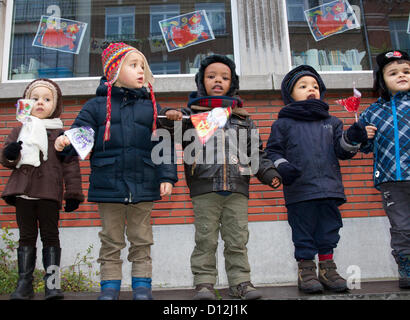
xmin=0 ymin=90 xmax=384 ymax=228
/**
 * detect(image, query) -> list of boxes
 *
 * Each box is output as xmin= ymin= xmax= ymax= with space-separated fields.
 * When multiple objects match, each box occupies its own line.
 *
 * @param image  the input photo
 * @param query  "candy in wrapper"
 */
xmin=64 ymin=127 xmax=95 ymax=160
xmin=16 ymin=99 xmax=34 ymax=122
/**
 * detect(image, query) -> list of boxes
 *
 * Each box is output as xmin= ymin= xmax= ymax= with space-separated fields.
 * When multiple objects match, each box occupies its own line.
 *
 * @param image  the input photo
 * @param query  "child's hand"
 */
xmin=160 ymin=182 xmax=173 ymax=197
xmin=165 ymin=110 xmax=184 ymax=121
xmin=365 ymin=125 xmax=377 ymax=139
xmin=271 ymin=177 xmax=281 ymax=188
xmin=55 ymin=135 xmax=71 ymax=151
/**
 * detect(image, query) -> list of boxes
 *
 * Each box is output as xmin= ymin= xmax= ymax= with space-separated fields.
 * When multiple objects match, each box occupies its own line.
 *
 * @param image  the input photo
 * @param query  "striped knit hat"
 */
xmin=101 ymin=42 xmax=157 ymax=141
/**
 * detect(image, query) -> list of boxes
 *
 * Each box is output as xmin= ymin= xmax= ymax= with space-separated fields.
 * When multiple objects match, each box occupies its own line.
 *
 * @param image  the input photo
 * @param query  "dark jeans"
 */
xmin=286 ymin=198 xmax=343 ymax=261
xmin=379 ymin=181 xmax=410 ymax=258
xmin=15 ymin=198 xmax=60 ymax=248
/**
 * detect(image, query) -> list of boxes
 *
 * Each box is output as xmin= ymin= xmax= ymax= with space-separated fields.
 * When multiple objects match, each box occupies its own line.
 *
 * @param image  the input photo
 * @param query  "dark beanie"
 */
xmin=281 ymin=65 xmax=326 ymax=105
xmin=195 ymin=54 xmax=239 ymax=97
xmin=376 ymin=50 xmax=409 ymax=72
xmin=374 ymin=50 xmax=410 ymax=100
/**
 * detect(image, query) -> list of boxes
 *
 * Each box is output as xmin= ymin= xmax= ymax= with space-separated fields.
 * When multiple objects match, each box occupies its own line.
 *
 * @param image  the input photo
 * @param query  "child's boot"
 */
xmin=43 ymin=247 xmax=64 ymax=300
xmin=193 ymin=283 xmax=217 ymax=300
xmin=396 ymin=254 xmax=410 ymax=289
xmin=9 ymin=246 xmax=36 ymax=300
xmin=132 ymin=277 xmax=153 ymax=300
xmin=229 ymin=281 xmax=262 ymax=300
xmin=318 ymin=259 xmax=348 ymax=292
xmin=98 ymin=280 xmax=121 ymax=300
xmin=297 ymin=260 xmax=324 ymax=293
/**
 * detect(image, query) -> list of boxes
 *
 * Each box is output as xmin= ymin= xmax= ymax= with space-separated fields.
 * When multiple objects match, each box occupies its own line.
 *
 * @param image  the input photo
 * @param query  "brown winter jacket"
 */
xmin=1 ymin=127 xmax=84 ymax=208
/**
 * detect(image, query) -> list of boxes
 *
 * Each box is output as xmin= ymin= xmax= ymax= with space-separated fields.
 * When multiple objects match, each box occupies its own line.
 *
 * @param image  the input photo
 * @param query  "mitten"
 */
xmin=3 ymin=141 xmax=22 ymax=161
xmin=65 ymin=199 xmax=80 ymax=212
xmin=276 ymin=162 xmax=301 ymax=186
xmin=346 ymin=122 xmax=368 ymax=144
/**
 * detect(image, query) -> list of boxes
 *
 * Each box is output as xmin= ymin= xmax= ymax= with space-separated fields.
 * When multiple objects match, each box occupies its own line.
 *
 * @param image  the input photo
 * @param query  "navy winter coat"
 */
xmin=71 ymin=77 xmax=178 ymax=203
xmin=265 ymin=113 xmax=358 ymax=206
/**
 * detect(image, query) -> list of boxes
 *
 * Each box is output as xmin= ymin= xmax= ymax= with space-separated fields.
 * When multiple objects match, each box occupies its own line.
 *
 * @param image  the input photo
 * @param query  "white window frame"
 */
xmin=1 ymin=0 xmax=240 ymax=86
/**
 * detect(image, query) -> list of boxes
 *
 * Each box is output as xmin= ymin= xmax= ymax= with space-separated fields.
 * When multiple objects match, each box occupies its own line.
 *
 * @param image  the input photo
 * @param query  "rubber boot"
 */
xmin=43 ymin=247 xmax=64 ymax=300
xmin=9 ymin=246 xmax=36 ymax=300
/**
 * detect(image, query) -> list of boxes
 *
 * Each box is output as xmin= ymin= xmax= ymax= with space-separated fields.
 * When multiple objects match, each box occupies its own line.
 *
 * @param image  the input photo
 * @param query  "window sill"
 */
xmin=0 ymin=72 xmax=374 ymax=100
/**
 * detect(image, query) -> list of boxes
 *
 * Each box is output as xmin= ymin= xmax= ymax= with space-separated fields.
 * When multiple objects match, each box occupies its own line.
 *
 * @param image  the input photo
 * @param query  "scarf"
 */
xmin=278 ymin=99 xmax=330 ymax=121
xmin=16 ymin=117 xmax=64 ymax=168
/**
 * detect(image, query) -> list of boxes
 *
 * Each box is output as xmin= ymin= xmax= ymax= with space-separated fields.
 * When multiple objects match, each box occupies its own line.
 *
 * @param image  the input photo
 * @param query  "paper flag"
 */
xmin=64 ymin=126 xmax=95 ymax=160
xmin=190 ymin=107 xmax=232 ymax=144
xmin=335 ymin=87 xmax=361 ymax=120
xmin=16 ymin=99 xmax=34 ymax=123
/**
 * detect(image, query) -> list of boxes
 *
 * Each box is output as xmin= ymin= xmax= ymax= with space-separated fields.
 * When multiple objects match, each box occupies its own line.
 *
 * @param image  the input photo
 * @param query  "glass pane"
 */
xmin=8 ymin=0 xmax=234 ymax=80
xmin=286 ymin=0 xmax=410 ymax=72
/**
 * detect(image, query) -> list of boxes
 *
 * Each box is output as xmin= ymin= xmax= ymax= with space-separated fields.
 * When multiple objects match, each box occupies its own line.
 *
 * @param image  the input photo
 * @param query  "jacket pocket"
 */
xmin=142 ymin=157 xmax=159 ymax=191
xmin=90 ymin=156 xmax=117 ymax=190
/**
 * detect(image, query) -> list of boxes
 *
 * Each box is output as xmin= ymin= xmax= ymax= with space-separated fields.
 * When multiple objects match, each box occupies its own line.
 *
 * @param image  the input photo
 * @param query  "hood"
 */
xmin=281 ymin=65 xmax=326 ymax=105
xmin=195 ymin=54 xmax=240 ymax=97
xmin=23 ymin=78 xmax=63 ymax=118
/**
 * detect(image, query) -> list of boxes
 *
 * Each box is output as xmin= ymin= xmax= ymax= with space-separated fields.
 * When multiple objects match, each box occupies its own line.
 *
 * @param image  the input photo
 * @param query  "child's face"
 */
xmin=383 ymin=61 xmax=410 ymax=95
xmin=29 ymin=87 xmax=55 ymax=119
xmin=204 ymin=62 xmax=232 ymax=96
xmin=115 ymin=52 xmax=145 ymax=89
xmin=290 ymin=76 xmax=320 ymax=102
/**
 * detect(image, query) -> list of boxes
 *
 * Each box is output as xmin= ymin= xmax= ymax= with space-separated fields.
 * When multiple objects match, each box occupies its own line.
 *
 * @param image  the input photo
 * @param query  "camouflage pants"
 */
xmin=190 ymin=192 xmax=251 ymax=287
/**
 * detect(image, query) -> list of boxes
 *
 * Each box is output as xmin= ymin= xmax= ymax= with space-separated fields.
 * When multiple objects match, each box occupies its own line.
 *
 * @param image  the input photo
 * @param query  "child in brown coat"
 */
xmin=1 ymin=78 xmax=84 ymax=300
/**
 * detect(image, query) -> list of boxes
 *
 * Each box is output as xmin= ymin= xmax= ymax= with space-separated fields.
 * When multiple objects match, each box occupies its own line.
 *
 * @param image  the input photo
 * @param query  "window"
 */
xmin=5 ymin=0 xmax=234 ymax=80
xmin=105 ymin=7 xmax=135 ymax=42
xmin=195 ymin=3 xmax=227 ymax=35
xmin=389 ymin=20 xmax=410 ymax=55
xmin=285 ymin=0 xmax=410 ymax=72
xmin=150 ymin=5 xmax=180 ymax=37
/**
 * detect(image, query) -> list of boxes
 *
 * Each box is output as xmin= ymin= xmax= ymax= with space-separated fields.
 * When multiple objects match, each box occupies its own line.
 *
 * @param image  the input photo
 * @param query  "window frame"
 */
xmin=1 ymin=0 xmax=240 ymax=85
xmin=0 ymin=0 xmax=376 ymax=96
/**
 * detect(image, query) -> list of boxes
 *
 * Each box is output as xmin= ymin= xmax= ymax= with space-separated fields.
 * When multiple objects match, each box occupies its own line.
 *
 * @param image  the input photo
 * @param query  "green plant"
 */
xmin=60 ymin=245 xmax=99 ymax=292
xmin=0 ymin=227 xmax=99 ymax=294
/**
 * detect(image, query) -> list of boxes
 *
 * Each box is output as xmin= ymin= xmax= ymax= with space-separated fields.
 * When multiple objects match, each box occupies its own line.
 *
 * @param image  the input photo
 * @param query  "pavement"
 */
xmin=1 ymin=280 xmax=409 ymax=300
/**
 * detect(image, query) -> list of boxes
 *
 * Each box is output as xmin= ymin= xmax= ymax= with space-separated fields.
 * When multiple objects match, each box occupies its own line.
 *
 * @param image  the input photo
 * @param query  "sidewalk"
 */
xmin=1 ymin=280 xmax=409 ymax=300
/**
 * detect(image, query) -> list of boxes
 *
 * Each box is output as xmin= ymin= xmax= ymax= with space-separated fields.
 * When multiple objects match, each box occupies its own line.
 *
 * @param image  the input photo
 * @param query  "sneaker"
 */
xmin=396 ymin=254 xmax=410 ymax=289
xmin=318 ymin=259 xmax=348 ymax=292
xmin=229 ymin=282 xmax=262 ymax=300
xmin=193 ymin=283 xmax=217 ymax=300
xmin=297 ymin=260 xmax=324 ymax=294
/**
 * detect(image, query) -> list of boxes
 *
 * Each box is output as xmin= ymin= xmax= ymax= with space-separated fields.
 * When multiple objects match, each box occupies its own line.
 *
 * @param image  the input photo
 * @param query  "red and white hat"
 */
xmin=101 ymin=42 xmax=157 ymax=141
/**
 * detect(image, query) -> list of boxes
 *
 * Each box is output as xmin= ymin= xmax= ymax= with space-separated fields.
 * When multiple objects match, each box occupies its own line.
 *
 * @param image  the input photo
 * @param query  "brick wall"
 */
xmin=0 ymin=90 xmax=384 ymax=228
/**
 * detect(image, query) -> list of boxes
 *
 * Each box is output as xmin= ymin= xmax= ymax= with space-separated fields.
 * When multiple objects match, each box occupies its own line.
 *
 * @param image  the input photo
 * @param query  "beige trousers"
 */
xmin=97 ymin=202 xmax=154 ymax=280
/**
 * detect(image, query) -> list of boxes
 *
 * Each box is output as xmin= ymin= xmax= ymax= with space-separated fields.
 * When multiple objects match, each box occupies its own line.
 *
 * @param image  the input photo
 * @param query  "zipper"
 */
xmin=222 ymin=130 xmax=227 ymax=190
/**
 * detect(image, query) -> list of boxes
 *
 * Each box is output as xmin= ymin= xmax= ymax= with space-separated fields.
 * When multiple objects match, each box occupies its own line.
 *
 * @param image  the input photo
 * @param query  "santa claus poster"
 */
xmin=159 ymin=10 xmax=215 ymax=52
xmin=33 ymin=15 xmax=87 ymax=54
xmin=304 ymin=0 xmax=359 ymax=42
